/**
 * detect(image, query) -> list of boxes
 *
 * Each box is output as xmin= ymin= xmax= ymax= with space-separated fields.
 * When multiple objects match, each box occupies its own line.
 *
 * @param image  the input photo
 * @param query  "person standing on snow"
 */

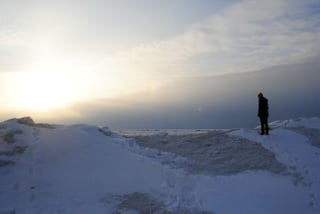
xmin=257 ymin=92 xmax=269 ymax=135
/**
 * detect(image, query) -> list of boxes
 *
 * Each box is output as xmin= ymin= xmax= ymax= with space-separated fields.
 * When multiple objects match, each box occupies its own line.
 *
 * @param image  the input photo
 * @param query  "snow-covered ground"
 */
xmin=0 ymin=117 xmax=320 ymax=214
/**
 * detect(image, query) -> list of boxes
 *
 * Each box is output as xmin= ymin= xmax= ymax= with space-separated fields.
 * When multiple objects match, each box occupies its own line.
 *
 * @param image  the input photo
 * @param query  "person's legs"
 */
xmin=265 ymin=116 xmax=269 ymax=135
xmin=259 ymin=117 xmax=265 ymax=135
xmin=260 ymin=116 xmax=269 ymax=135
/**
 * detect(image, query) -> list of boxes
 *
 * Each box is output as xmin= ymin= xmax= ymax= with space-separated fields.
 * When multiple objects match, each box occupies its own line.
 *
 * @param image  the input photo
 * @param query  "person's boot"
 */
xmin=266 ymin=126 xmax=269 ymax=135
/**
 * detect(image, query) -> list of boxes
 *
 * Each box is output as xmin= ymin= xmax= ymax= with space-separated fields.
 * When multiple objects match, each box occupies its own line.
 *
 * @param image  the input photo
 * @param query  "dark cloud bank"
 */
xmin=68 ymin=58 xmax=320 ymax=129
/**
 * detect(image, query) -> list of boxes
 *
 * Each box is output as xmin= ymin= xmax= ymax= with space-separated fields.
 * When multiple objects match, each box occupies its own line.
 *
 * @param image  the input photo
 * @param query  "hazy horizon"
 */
xmin=2 ymin=58 xmax=320 ymax=129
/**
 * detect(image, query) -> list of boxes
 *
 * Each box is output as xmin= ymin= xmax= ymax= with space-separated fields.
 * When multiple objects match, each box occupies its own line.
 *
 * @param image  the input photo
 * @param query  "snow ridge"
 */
xmin=0 ymin=117 xmax=320 ymax=214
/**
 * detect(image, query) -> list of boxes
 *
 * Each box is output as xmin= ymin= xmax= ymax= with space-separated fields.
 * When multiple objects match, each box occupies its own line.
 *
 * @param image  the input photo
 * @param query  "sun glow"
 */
xmin=11 ymin=69 xmax=75 ymax=111
xmin=2 ymin=31 xmax=157 ymax=113
xmin=7 ymin=53 xmax=98 ymax=112
xmin=5 ymin=56 xmax=142 ymax=112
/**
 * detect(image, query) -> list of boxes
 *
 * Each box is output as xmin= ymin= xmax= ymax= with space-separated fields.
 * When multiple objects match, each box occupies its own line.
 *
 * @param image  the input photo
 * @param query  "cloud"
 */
xmin=2 ymin=0 xmax=319 ymax=77
xmin=67 ymin=57 xmax=320 ymax=128
xmin=1 ymin=0 xmax=319 ymax=103
xmin=108 ymin=0 xmax=320 ymax=78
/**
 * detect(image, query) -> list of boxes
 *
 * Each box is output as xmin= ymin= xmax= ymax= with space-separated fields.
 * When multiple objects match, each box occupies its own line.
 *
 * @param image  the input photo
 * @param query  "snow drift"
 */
xmin=0 ymin=117 xmax=320 ymax=214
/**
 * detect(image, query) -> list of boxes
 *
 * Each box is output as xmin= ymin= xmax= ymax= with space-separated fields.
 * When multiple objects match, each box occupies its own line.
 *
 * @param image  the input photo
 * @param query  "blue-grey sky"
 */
xmin=61 ymin=58 xmax=320 ymax=129
xmin=0 ymin=0 xmax=320 ymax=128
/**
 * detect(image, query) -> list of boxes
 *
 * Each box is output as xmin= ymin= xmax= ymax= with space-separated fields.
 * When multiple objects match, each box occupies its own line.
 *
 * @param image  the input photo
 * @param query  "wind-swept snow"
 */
xmin=0 ymin=117 xmax=320 ymax=213
xmin=131 ymin=131 xmax=286 ymax=176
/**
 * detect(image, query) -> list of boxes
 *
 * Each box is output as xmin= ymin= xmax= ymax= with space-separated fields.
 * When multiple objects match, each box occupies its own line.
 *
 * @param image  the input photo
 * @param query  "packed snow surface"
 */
xmin=0 ymin=117 xmax=320 ymax=214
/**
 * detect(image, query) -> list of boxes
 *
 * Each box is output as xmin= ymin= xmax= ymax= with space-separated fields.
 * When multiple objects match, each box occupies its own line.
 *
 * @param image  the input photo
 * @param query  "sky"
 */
xmin=1 ymin=0 xmax=320 ymax=128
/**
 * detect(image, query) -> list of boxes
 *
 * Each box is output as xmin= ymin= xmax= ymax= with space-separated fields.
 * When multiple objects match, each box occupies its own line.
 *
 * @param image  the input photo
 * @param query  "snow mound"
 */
xmin=269 ymin=117 xmax=320 ymax=129
xmin=1 ymin=117 xmax=320 ymax=214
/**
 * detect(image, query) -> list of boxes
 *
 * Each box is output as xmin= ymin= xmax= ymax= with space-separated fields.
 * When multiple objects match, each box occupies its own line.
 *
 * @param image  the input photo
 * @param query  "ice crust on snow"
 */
xmin=131 ymin=131 xmax=286 ymax=176
xmin=0 ymin=117 xmax=320 ymax=214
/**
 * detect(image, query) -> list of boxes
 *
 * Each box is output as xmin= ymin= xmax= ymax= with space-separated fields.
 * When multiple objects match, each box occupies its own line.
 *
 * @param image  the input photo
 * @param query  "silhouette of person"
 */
xmin=257 ymin=92 xmax=269 ymax=135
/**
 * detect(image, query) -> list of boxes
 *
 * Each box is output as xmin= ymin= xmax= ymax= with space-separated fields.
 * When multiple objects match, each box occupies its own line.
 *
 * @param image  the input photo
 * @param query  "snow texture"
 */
xmin=130 ymin=131 xmax=286 ymax=176
xmin=1 ymin=117 xmax=320 ymax=214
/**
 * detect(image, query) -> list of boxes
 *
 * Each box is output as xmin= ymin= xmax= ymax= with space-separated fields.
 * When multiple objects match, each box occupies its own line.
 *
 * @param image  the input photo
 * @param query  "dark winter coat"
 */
xmin=258 ymin=96 xmax=269 ymax=117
